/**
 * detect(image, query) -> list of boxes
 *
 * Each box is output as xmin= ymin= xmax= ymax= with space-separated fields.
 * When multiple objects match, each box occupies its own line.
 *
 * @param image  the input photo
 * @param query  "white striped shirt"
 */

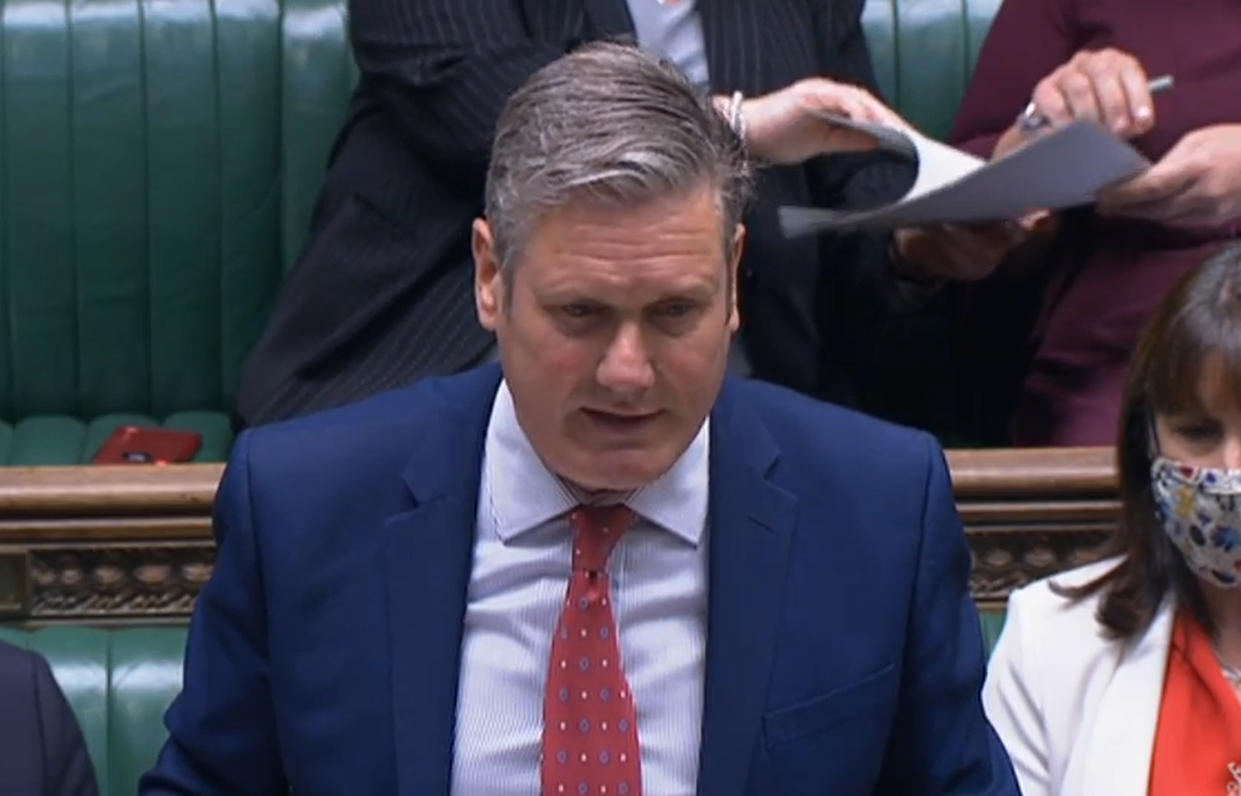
xmin=450 ymin=381 xmax=709 ymax=796
xmin=625 ymin=0 xmax=710 ymax=89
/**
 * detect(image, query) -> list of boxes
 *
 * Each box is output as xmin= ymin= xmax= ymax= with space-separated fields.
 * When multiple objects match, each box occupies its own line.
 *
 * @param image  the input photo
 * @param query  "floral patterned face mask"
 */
xmin=1151 ymin=457 xmax=1241 ymax=589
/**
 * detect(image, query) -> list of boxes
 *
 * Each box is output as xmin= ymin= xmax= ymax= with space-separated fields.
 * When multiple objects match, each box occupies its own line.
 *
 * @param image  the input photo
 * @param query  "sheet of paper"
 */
xmin=779 ymin=120 xmax=1150 ymax=235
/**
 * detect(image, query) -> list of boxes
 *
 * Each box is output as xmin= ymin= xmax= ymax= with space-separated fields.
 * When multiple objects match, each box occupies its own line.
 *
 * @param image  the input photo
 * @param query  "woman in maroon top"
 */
xmin=943 ymin=0 xmax=1241 ymax=446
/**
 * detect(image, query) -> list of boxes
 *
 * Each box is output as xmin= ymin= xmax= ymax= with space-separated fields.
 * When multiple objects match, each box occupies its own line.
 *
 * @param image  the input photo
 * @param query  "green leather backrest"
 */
xmin=0 ymin=626 xmax=188 ymax=796
xmin=862 ymin=0 xmax=1003 ymax=138
xmin=0 ymin=0 xmax=354 ymax=422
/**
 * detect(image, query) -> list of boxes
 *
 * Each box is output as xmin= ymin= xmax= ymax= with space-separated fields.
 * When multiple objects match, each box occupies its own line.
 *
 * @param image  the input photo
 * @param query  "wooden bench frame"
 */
xmin=0 ymin=448 xmax=1119 ymax=623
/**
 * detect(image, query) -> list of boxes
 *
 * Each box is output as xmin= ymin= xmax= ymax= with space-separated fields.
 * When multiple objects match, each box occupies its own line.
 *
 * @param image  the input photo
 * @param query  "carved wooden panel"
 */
xmin=0 ymin=552 xmax=29 ymax=616
xmin=23 ymin=544 xmax=215 ymax=618
xmin=951 ymin=446 xmax=1119 ymax=609
xmin=0 ymin=449 xmax=1124 ymax=622
xmin=968 ymin=526 xmax=1111 ymax=612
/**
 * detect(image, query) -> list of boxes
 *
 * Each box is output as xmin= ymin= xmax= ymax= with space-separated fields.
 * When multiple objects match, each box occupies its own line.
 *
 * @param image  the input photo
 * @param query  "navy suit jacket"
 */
xmin=144 ymin=365 xmax=1017 ymax=795
xmin=0 ymin=641 xmax=99 ymax=796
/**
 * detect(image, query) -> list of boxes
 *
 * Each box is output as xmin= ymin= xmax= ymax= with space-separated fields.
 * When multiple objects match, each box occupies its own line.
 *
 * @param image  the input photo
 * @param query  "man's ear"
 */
xmin=473 ymin=218 xmax=503 ymax=331
xmin=728 ymin=223 xmax=746 ymax=332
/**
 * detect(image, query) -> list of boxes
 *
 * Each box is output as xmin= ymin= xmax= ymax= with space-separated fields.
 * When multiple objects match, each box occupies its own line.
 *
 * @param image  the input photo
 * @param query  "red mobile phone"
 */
xmin=91 ymin=426 xmax=202 ymax=465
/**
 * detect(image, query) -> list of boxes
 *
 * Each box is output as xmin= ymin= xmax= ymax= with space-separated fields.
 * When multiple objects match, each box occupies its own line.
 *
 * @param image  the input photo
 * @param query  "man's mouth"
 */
xmin=581 ymin=408 xmax=661 ymax=431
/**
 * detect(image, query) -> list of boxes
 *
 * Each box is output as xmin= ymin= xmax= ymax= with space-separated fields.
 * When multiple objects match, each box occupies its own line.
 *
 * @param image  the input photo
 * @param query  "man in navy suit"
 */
xmin=143 ymin=43 xmax=1018 ymax=795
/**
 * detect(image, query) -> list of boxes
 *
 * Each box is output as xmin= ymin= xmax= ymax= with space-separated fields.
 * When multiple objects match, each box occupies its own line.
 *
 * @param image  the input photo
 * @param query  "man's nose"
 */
xmin=596 ymin=322 xmax=655 ymax=395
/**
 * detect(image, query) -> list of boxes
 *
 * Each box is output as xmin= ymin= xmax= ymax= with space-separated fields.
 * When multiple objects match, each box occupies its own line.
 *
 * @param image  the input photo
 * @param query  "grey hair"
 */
xmin=484 ymin=41 xmax=753 ymax=279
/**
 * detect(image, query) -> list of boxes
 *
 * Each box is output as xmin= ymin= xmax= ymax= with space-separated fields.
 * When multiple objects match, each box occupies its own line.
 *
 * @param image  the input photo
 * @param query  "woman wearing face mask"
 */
xmin=983 ymin=243 xmax=1241 ymax=795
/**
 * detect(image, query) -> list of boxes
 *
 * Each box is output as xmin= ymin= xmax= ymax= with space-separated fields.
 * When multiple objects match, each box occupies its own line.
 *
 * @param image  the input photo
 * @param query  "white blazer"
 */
xmin=983 ymin=557 xmax=1175 ymax=796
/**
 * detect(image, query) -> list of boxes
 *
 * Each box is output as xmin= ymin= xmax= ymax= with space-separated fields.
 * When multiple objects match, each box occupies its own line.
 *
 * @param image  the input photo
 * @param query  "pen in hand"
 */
xmin=1017 ymin=74 xmax=1174 ymax=132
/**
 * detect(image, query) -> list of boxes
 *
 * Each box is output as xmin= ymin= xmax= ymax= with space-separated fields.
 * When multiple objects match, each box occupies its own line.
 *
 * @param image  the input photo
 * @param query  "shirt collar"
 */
xmin=484 ymin=380 xmax=709 ymax=547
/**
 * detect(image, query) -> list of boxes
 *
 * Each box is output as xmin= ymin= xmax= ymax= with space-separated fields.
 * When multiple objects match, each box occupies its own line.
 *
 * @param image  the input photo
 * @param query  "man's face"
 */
xmin=474 ymin=184 xmax=743 ymax=491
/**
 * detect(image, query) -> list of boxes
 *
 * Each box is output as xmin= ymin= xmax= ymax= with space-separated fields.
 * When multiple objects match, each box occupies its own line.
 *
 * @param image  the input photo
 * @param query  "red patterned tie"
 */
xmin=541 ymin=504 xmax=642 ymax=796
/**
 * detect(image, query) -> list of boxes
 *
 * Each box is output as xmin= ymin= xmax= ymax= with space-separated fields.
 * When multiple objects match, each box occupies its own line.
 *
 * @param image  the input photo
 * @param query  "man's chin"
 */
xmin=564 ymin=453 xmax=675 ymax=493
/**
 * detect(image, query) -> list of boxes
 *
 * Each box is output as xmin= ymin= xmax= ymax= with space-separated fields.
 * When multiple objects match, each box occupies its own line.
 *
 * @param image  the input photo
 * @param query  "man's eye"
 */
xmin=656 ymin=301 xmax=695 ymax=318
xmin=562 ymin=304 xmax=597 ymax=319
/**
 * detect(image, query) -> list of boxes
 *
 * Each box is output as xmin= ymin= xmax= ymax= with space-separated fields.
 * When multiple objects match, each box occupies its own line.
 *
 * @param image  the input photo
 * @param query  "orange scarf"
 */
xmin=1149 ymin=611 xmax=1241 ymax=795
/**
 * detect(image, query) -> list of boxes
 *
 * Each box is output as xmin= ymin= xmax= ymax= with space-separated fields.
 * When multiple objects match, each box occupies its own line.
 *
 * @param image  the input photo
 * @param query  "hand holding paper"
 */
xmin=1016 ymin=49 xmax=1160 ymax=139
xmin=891 ymin=212 xmax=1055 ymax=283
xmin=779 ymin=117 xmax=1150 ymax=235
xmin=731 ymin=78 xmax=911 ymax=164
xmin=1097 ymin=123 xmax=1241 ymax=228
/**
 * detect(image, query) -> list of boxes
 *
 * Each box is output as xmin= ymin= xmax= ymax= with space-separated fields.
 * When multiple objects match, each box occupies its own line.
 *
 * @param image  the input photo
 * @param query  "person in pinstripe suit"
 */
xmin=236 ymin=0 xmax=971 ymax=429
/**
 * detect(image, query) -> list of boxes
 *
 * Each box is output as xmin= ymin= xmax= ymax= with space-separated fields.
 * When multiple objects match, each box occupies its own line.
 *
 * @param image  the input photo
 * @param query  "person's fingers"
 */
xmin=939 ymin=233 xmax=1006 ymax=280
xmin=1154 ymin=195 xmax=1224 ymax=228
xmin=1097 ymin=160 xmax=1195 ymax=210
xmin=850 ymin=87 xmax=909 ymax=130
xmin=1030 ymin=77 xmax=1074 ymax=127
xmin=823 ymin=125 xmax=883 ymax=153
xmin=1057 ymin=69 xmax=1101 ymax=123
xmin=802 ymin=80 xmax=906 ymax=128
xmin=896 ymin=227 xmax=969 ymax=281
xmin=1017 ymin=209 xmax=1053 ymax=230
xmin=794 ymin=83 xmax=901 ymax=153
xmin=798 ymin=83 xmax=863 ymax=126
xmin=1078 ymin=49 xmax=1150 ymax=135
xmin=1117 ymin=64 xmax=1156 ymax=135
xmin=1030 ymin=49 xmax=1151 ymax=133
xmin=833 ymin=92 xmax=872 ymax=122
xmin=910 ymin=224 xmax=1017 ymax=281
xmin=1088 ymin=72 xmax=1133 ymax=135
xmin=955 ymin=222 xmax=1027 ymax=255
xmin=1100 ymin=185 xmax=1203 ymax=224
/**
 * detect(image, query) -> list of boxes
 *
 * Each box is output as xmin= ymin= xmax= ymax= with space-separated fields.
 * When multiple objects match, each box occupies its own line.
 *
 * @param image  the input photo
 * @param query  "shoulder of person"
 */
xmin=254 ymin=365 xmax=494 ymax=437
xmin=0 ymin=638 xmax=38 ymax=683
xmin=1003 ymin=556 xmax=1130 ymax=668
xmin=0 ymin=641 xmax=100 ymax=796
xmin=238 ymin=365 xmax=499 ymax=477
xmin=1009 ymin=557 xmax=1122 ymax=618
xmin=0 ymin=639 xmax=50 ymax=719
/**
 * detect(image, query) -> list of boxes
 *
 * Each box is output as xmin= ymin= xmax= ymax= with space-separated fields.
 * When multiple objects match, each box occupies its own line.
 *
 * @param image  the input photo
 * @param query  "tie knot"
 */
xmin=569 ymin=505 xmax=635 ymax=573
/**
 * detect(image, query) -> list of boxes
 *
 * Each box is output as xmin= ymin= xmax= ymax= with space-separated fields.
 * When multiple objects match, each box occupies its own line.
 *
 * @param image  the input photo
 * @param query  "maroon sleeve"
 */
xmin=949 ymin=0 xmax=1081 ymax=156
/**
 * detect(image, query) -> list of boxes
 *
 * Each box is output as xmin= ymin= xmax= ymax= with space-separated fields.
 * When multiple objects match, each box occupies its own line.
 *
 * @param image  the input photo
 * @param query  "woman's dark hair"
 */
xmin=1056 ymin=244 xmax=1241 ymax=638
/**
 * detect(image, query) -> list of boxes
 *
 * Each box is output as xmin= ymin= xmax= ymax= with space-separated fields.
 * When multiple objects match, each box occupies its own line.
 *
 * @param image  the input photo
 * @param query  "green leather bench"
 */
xmin=0 ymin=0 xmax=997 ymax=465
xmin=0 ymin=627 xmax=188 ymax=795
xmin=0 ymin=0 xmax=356 ymax=464
xmin=1 ymin=614 xmax=1009 ymax=794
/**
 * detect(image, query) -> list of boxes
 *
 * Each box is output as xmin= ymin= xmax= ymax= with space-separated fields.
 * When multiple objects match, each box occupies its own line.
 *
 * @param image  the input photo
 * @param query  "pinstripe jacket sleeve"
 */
xmin=348 ymin=0 xmax=578 ymax=186
xmin=803 ymin=0 xmax=902 ymax=209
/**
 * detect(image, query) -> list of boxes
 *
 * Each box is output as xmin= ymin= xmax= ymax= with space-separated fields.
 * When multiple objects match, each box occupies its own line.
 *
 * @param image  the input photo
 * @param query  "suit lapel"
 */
xmin=696 ymin=379 xmax=797 ymax=796
xmin=581 ymin=0 xmax=635 ymax=39
xmin=385 ymin=366 xmax=502 ymax=795
xmin=1078 ymin=600 xmax=1175 ymax=795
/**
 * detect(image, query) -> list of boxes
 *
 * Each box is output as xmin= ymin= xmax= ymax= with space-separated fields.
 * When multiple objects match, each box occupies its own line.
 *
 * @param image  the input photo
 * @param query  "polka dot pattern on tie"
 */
xmin=541 ymin=505 xmax=642 ymax=796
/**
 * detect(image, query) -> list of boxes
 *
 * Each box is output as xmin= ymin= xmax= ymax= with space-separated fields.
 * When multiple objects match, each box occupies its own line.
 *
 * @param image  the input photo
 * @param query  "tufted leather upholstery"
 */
xmin=0 ymin=0 xmax=993 ymax=464
xmin=0 ymin=627 xmax=188 ymax=796
xmin=0 ymin=615 xmax=1008 ymax=794
xmin=862 ymin=0 xmax=1004 ymax=138
xmin=0 ymin=0 xmax=355 ymax=464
